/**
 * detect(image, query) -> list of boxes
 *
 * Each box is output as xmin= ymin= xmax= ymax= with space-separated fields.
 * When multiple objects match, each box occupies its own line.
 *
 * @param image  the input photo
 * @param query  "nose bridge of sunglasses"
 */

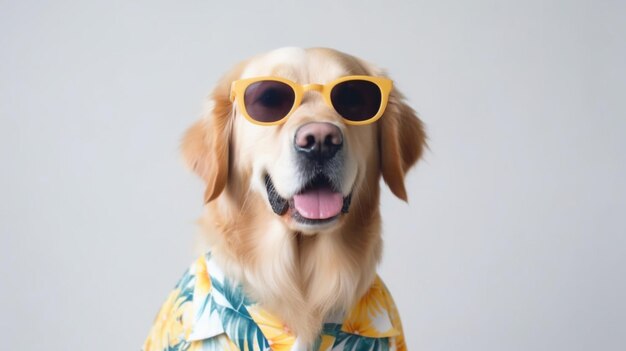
xmin=298 ymin=83 xmax=325 ymax=103
xmin=302 ymin=83 xmax=324 ymax=93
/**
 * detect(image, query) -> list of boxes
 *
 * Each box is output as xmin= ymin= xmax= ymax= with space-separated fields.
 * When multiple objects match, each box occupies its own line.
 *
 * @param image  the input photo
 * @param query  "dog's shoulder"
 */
xmin=142 ymin=254 xmax=237 ymax=351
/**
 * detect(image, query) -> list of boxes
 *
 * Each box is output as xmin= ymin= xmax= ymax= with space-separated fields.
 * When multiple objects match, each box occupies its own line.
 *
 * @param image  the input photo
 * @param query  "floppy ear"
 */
xmin=181 ymin=66 xmax=242 ymax=203
xmin=379 ymin=90 xmax=427 ymax=201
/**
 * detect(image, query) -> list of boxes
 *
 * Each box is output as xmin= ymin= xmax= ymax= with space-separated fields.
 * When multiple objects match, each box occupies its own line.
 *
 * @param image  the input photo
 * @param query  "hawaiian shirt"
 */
xmin=143 ymin=253 xmax=407 ymax=351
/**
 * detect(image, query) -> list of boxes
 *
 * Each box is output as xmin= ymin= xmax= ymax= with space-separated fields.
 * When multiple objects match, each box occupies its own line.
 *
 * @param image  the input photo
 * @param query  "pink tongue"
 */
xmin=293 ymin=188 xmax=343 ymax=220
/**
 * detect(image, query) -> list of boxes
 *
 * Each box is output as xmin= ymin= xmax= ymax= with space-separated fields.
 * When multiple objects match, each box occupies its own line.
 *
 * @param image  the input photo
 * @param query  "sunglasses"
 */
xmin=229 ymin=75 xmax=393 ymax=126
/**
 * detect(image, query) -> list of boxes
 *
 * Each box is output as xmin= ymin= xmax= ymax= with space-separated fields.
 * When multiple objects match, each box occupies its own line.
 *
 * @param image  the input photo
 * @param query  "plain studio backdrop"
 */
xmin=1 ymin=0 xmax=625 ymax=350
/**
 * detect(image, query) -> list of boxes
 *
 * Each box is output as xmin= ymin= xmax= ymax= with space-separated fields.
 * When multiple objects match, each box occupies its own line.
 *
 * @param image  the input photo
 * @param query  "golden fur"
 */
xmin=181 ymin=47 xmax=426 ymax=344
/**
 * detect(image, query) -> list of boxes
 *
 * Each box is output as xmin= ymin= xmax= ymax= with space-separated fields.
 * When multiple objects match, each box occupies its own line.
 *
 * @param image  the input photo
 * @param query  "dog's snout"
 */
xmin=295 ymin=122 xmax=343 ymax=160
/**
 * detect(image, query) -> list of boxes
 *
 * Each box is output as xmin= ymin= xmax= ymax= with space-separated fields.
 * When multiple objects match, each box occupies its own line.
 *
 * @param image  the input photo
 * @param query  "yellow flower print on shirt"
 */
xmin=143 ymin=254 xmax=407 ymax=351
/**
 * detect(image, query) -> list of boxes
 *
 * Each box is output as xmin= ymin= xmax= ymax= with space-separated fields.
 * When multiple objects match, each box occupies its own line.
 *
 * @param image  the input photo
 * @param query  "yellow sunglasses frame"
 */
xmin=229 ymin=75 xmax=393 ymax=126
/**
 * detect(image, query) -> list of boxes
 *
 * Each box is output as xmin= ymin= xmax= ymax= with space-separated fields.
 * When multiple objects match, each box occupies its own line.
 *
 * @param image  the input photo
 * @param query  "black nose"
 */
xmin=294 ymin=122 xmax=343 ymax=160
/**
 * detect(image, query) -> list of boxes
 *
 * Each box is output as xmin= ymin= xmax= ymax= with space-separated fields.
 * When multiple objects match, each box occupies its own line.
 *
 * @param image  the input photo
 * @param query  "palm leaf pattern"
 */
xmin=164 ymin=341 xmax=190 ymax=351
xmin=333 ymin=333 xmax=389 ymax=351
xmin=321 ymin=323 xmax=390 ymax=351
xmin=144 ymin=253 xmax=404 ymax=351
xmin=175 ymin=268 xmax=196 ymax=306
xmin=209 ymin=273 xmax=269 ymax=351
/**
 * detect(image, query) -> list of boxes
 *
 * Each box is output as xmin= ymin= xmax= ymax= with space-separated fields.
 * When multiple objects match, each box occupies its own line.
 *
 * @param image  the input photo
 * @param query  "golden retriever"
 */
xmin=151 ymin=47 xmax=425 ymax=349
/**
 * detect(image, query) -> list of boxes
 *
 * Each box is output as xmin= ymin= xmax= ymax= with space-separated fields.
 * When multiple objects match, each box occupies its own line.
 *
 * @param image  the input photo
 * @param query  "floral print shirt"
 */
xmin=143 ymin=253 xmax=406 ymax=351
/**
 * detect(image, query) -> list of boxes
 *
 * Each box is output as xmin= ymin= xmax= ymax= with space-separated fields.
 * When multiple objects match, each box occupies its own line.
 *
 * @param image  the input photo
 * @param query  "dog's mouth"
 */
xmin=265 ymin=174 xmax=352 ymax=224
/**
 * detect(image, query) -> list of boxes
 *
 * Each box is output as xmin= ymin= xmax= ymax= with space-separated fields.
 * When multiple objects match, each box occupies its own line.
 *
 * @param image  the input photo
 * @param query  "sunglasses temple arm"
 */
xmin=229 ymin=82 xmax=236 ymax=102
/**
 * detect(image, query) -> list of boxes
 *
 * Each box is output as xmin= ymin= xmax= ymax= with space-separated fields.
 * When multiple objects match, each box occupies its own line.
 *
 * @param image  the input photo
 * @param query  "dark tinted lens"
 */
xmin=330 ymin=80 xmax=382 ymax=121
xmin=244 ymin=81 xmax=295 ymax=123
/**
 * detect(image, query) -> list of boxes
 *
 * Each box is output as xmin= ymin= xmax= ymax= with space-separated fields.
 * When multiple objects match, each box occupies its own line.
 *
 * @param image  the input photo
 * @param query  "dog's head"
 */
xmin=182 ymin=47 xmax=426 ymax=235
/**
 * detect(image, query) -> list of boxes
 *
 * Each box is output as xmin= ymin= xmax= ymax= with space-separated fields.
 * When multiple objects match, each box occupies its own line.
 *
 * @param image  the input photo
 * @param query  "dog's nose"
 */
xmin=294 ymin=122 xmax=343 ymax=160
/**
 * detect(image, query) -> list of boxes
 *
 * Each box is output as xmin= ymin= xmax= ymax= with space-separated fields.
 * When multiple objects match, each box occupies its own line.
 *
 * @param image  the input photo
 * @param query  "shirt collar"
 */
xmin=186 ymin=253 xmax=224 ymax=341
xmin=339 ymin=276 xmax=402 ymax=338
xmin=187 ymin=253 xmax=400 ymax=345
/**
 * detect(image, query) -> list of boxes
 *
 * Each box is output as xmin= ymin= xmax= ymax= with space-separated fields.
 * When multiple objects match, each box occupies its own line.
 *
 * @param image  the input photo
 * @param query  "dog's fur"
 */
xmin=181 ymin=47 xmax=426 ymax=344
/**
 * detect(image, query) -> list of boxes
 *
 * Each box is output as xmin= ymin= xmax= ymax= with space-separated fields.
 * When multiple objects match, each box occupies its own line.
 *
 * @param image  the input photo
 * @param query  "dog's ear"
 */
xmin=181 ymin=96 xmax=231 ymax=203
xmin=181 ymin=64 xmax=245 ymax=203
xmin=379 ymin=89 xmax=427 ymax=201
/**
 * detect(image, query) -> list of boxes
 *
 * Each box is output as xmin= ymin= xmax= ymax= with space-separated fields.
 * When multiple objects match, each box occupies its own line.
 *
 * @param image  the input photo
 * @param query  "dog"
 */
xmin=143 ymin=47 xmax=426 ymax=351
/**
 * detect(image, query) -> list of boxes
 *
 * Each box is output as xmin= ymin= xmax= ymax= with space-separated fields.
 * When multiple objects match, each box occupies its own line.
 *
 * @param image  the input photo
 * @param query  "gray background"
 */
xmin=1 ymin=0 xmax=625 ymax=350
